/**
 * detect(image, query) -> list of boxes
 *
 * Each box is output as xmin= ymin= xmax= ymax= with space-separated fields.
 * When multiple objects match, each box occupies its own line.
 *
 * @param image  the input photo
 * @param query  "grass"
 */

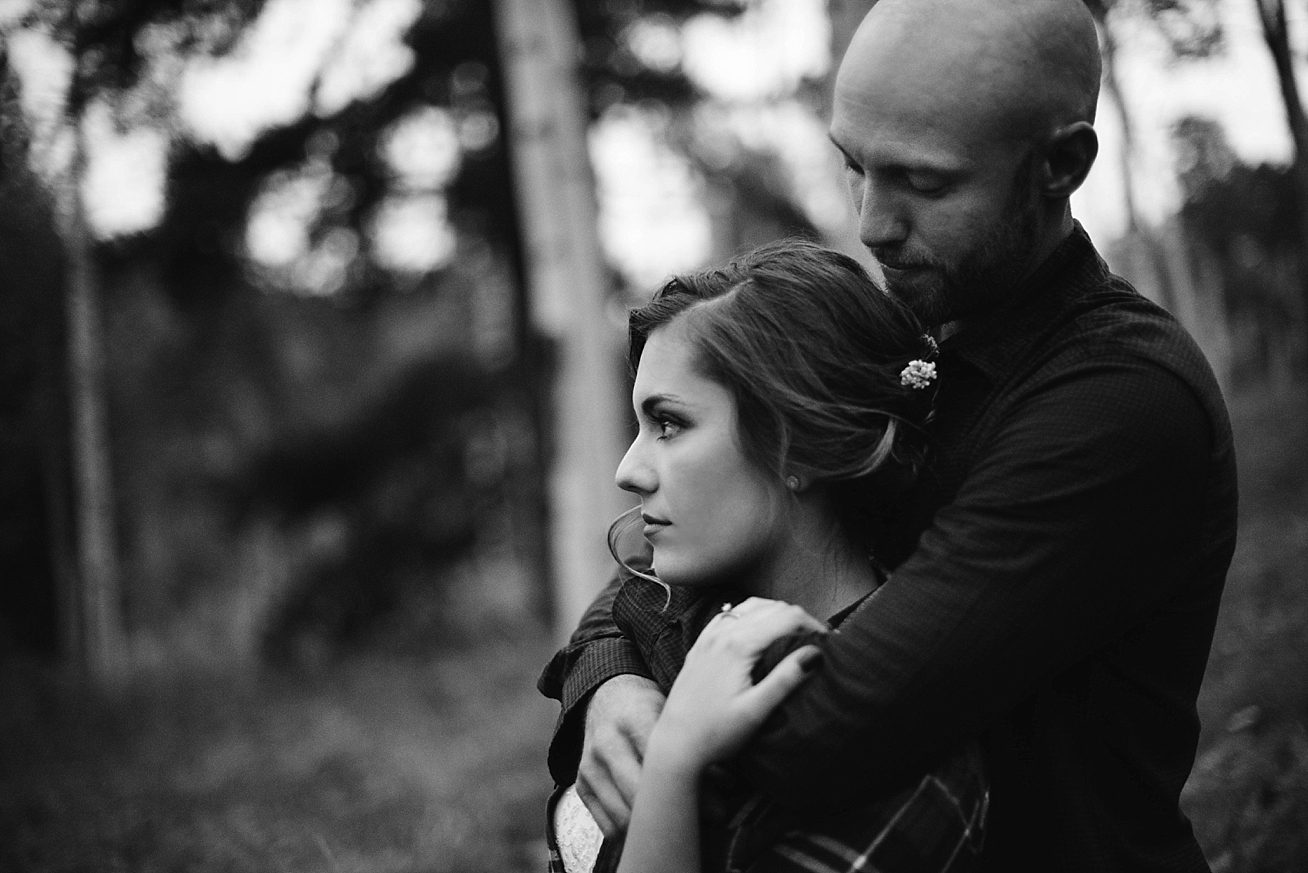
xmin=1 ymin=382 xmax=1305 ymax=873
xmin=1181 ymin=381 xmax=1308 ymax=872
xmin=0 ymin=630 xmax=558 ymax=873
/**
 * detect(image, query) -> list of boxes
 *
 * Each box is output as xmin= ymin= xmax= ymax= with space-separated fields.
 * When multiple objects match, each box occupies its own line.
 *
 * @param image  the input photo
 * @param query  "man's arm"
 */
xmin=539 ymin=571 xmax=658 ymax=787
xmin=738 ymin=357 xmax=1228 ymax=809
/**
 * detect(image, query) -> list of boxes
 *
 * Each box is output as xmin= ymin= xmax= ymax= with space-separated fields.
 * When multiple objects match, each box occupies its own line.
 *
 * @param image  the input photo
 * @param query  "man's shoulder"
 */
xmin=1059 ymin=265 xmax=1179 ymax=345
xmin=1024 ymin=227 xmax=1189 ymax=355
xmin=1041 ymin=266 xmax=1228 ymax=415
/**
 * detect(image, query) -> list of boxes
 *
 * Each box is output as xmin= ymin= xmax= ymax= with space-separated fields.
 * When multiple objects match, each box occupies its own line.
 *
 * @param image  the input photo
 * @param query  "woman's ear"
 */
xmin=1039 ymin=121 xmax=1099 ymax=199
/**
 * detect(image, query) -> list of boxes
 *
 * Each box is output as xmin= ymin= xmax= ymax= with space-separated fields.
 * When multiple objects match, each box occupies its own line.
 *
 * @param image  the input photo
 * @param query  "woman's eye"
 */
xmin=656 ymin=417 xmax=683 ymax=439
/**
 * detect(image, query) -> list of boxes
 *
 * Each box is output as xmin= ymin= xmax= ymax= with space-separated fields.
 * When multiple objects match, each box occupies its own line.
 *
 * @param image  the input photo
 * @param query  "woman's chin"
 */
xmin=653 ymin=556 xmax=754 ymax=591
xmin=651 ymin=558 xmax=713 ymax=590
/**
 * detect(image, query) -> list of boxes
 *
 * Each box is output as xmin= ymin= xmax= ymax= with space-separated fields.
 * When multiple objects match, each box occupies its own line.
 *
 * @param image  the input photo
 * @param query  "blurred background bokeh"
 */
xmin=0 ymin=0 xmax=1304 ymax=870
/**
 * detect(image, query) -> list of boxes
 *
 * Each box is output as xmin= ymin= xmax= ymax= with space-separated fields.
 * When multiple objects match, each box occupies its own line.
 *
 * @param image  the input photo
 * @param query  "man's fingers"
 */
xmin=592 ymin=730 xmax=642 ymax=815
xmin=576 ymin=764 xmax=628 ymax=838
xmin=575 ymin=674 xmax=665 ymax=839
xmin=613 ymin=744 xmax=644 ymax=804
xmin=743 ymin=644 xmax=822 ymax=714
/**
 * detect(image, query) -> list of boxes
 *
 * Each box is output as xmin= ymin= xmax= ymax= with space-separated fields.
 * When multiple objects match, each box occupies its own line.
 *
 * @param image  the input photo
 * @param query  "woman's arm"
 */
xmin=618 ymin=599 xmax=825 ymax=873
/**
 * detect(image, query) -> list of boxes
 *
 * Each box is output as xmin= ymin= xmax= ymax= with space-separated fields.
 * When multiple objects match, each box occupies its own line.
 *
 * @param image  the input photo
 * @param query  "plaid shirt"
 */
xmin=545 ymin=575 xmax=988 ymax=873
xmin=541 ymin=225 xmax=1238 ymax=872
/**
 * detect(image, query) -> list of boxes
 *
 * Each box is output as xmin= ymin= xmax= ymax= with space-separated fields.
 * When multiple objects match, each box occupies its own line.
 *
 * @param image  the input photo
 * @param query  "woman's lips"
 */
xmin=641 ymin=514 xmax=669 ymax=537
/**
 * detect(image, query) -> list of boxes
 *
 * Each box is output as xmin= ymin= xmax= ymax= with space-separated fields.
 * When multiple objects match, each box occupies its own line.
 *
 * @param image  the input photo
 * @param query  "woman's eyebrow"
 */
xmin=640 ymin=394 xmax=684 ymax=417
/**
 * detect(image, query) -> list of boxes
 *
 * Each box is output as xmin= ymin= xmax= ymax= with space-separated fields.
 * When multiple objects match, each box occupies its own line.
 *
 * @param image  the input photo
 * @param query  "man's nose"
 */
xmin=855 ymin=179 xmax=908 ymax=251
xmin=614 ymin=437 xmax=654 ymax=495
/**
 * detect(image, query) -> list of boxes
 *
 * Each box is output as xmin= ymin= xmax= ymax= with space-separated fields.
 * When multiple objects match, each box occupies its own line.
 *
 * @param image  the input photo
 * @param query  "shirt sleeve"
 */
xmin=539 ymin=571 xmax=656 ymax=786
xmin=737 ymin=356 xmax=1218 ymax=810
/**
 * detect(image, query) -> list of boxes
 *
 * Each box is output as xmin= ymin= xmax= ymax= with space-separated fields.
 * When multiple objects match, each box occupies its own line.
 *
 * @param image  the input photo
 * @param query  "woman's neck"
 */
xmin=748 ymin=507 xmax=881 ymax=620
xmin=762 ymin=550 xmax=879 ymax=620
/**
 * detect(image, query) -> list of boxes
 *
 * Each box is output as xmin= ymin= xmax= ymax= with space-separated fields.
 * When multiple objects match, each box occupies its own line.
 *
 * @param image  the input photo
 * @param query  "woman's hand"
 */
xmin=617 ymin=599 xmax=826 ymax=873
xmin=644 ymin=598 xmax=828 ymax=777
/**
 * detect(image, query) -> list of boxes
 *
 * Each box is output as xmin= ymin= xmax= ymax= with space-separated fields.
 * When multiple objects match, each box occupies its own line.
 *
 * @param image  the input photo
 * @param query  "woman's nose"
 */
xmin=615 ymin=437 xmax=654 ymax=495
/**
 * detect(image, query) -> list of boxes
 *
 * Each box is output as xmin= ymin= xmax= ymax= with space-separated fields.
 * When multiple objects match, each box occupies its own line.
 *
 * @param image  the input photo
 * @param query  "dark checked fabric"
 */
xmin=544 ymin=574 xmax=988 ymax=873
xmin=540 ymin=224 xmax=1238 ymax=872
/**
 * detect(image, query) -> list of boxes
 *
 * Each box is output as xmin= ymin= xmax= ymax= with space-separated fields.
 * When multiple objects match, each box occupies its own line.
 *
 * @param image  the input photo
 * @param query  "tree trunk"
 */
xmin=1254 ymin=0 xmax=1308 ymax=350
xmin=1098 ymin=14 xmax=1141 ymax=239
xmin=1092 ymin=4 xmax=1172 ymax=309
xmin=61 ymin=115 xmax=126 ymax=682
xmin=38 ymin=319 xmax=79 ymax=663
xmin=492 ymin=0 xmax=630 ymax=637
xmin=821 ymin=0 xmax=881 ymax=270
xmin=1098 ymin=7 xmax=1182 ymax=316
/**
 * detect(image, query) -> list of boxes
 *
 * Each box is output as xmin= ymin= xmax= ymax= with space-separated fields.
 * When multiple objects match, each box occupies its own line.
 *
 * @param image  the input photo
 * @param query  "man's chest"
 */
xmin=880 ymin=355 xmax=1009 ymax=569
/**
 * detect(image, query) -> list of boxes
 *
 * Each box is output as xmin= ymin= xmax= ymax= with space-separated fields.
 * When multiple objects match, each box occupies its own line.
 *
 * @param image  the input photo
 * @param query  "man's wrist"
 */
xmin=593 ymin=672 xmax=660 ymax=702
xmin=586 ymin=673 xmax=664 ymax=738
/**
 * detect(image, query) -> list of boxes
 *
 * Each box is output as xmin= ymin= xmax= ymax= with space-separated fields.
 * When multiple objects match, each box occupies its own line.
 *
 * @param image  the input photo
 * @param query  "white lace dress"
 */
xmin=552 ymin=784 xmax=605 ymax=873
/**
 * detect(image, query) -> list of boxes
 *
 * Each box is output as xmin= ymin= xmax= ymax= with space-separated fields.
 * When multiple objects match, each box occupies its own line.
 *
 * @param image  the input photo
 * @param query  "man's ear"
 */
xmin=1039 ymin=121 xmax=1098 ymax=198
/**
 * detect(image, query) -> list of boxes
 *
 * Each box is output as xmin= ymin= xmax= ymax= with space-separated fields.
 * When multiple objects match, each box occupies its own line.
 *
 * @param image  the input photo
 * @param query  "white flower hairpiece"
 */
xmin=900 ymin=359 xmax=937 ymax=390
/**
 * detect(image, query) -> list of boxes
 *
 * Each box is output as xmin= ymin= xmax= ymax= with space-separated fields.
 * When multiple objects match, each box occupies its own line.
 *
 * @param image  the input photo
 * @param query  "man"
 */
xmin=541 ymin=0 xmax=1239 ymax=869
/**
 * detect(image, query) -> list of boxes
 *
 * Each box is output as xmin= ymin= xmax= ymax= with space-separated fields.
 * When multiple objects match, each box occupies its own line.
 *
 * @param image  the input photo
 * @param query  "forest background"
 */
xmin=0 ymin=0 xmax=1305 ymax=870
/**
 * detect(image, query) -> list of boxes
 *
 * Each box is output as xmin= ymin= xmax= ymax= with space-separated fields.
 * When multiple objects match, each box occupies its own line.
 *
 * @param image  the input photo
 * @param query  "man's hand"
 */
xmin=577 ymin=673 xmax=666 ymax=838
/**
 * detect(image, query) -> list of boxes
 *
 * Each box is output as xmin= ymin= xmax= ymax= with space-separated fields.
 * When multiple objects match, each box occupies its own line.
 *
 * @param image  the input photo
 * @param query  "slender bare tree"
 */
xmin=493 ymin=0 xmax=629 ymax=636
xmin=1253 ymin=0 xmax=1308 ymax=347
xmin=59 ymin=103 xmax=126 ymax=682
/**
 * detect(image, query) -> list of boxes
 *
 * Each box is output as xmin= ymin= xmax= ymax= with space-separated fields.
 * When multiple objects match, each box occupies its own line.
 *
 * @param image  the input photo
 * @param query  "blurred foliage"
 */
xmin=577 ymin=0 xmax=825 ymax=253
xmin=1 ymin=383 xmax=1303 ymax=872
xmin=1088 ymin=0 xmax=1306 ymax=381
xmin=1 ymin=0 xmax=547 ymax=663
xmin=0 ymin=0 xmax=834 ymax=667
xmin=1141 ymin=0 xmax=1224 ymax=60
xmin=1173 ymin=114 xmax=1306 ymax=380
xmin=1182 ymin=384 xmax=1308 ymax=873
xmin=0 ymin=0 xmax=1304 ymax=869
xmin=0 ymin=0 xmax=1300 ymax=658
xmin=576 ymin=0 xmax=720 ymax=113
xmin=15 ymin=0 xmax=267 ymax=105
xmin=0 ymin=83 xmax=65 ymax=654
xmin=1085 ymin=0 xmax=1224 ymax=59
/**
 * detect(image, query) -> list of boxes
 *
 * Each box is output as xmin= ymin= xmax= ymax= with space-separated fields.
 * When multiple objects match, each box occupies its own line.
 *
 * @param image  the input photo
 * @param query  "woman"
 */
xmin=548 ymin=240 xmax=986 ymax=873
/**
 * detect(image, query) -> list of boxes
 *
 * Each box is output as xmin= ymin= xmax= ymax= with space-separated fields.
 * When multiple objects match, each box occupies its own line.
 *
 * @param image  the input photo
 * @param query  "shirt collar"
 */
xmin=937 ymin=222 xmax=1106 ymax=382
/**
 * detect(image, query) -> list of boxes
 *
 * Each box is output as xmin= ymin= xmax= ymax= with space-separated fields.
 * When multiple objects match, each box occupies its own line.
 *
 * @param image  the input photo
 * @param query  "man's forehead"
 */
xmin=828 ymin=81 xmax=991 ymax=170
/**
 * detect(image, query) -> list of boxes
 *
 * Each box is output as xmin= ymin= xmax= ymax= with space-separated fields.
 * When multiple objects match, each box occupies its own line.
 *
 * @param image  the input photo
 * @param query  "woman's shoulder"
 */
xmin=613 ymin=578 xmax=746 ymax=690
xmin=614 ymin=577 xmax=741 ymax=628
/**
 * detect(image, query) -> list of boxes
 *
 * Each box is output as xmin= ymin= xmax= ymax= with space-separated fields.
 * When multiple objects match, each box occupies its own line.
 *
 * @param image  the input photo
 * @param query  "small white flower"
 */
xmin=900 ymin=359 xmax=937 ymax=390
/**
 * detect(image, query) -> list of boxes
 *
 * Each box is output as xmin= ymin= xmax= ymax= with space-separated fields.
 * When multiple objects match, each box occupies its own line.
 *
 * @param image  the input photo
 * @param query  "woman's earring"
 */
xmin=786 ymin=476 xmax=801 ymax=491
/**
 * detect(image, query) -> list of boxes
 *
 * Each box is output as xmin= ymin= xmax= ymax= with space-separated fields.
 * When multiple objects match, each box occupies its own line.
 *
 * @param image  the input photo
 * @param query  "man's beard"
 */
xmin=881 ymin=168 xmax=1041 ymax=327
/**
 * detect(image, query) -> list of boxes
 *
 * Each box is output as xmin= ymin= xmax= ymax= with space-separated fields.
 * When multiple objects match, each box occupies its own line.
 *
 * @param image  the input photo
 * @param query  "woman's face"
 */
xmin=615 ymin=324 xmax=791 ymax=588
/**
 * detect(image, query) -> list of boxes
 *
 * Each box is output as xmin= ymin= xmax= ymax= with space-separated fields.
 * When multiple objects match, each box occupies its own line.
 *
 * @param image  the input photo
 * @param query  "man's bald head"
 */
xmin=838 ymin=0 xmax=1101 ymax=144
xmin=828 ymin=0 xmax=1102 ymax=327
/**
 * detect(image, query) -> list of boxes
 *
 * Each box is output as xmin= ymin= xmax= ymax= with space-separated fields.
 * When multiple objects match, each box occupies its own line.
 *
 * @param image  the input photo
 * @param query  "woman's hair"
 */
xmin=611 ymin=238 xmax=940 ymax=572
